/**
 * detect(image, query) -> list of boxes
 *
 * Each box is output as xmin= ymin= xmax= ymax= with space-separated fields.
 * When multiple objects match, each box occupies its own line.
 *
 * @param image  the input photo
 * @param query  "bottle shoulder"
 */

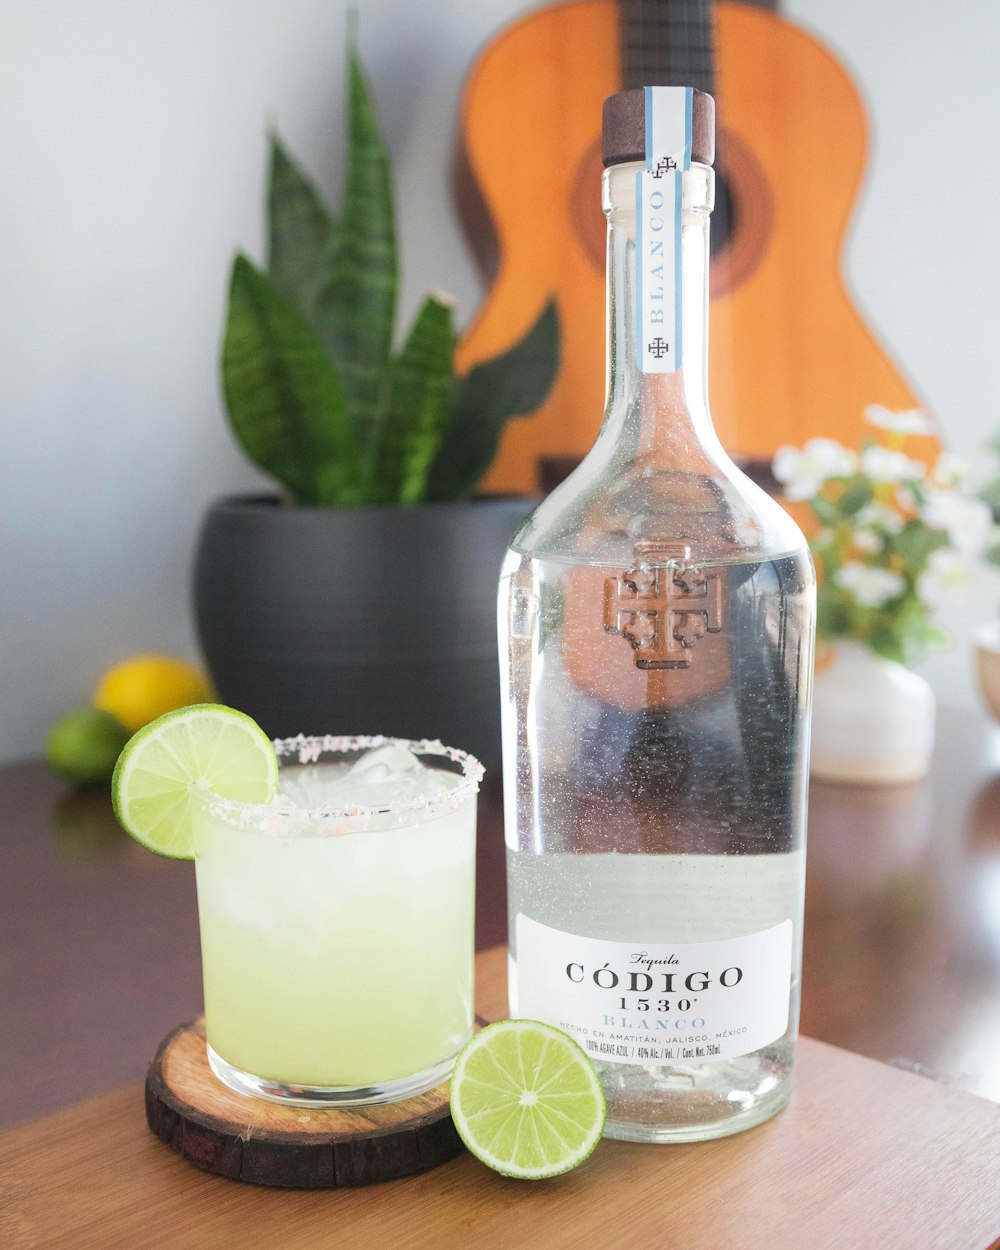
xmin=508 ymin=452 xmax=811 ymax=572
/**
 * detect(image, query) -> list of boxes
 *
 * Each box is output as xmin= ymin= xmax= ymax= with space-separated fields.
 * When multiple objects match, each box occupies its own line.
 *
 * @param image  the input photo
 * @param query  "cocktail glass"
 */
xmin=192 ymin=734 xmax=482 ymax=1107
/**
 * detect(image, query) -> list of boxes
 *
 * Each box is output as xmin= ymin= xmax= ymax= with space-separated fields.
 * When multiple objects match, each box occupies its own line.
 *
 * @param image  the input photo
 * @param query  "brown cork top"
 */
xmin=602 ymin=89 xmax=715 ymax=167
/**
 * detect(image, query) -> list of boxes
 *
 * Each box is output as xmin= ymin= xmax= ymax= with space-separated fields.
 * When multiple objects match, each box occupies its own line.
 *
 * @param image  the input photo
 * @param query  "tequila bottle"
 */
xmin=498 ymin=88 xmax=815 ymax=1143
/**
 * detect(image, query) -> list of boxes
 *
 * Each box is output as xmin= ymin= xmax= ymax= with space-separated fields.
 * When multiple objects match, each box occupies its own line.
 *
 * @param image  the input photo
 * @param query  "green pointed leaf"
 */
xmin=317 ymin=49 xmax=397 ymax=453
xmin=372 ymin=295 xmax=455 ymax=504
xmin=425 ymin=301 xmax=560 ymax=501
xmin=924 ymin=624 xmax=952 ymax=648
xmin=978 ymin=474 xmax=1000 ymax=516
xmin=869 ymin=624 xmax=907 ymax=663
xmin=837 ymin=476 xmax=873 ymax=516
xmin=907 ymin=479 xmax=927 ymax=507
xmin=222 ymin=254 xmax=361 ymax=505
xmin=890 ymin=519 xmax=948 ymax=568
xmin=816 ymin=584 xmax=851 ymax=639
xmin=811 ymin=496 xmax=840 ymax=527
xmin=266 ymin=135 xmax=334 ymax=323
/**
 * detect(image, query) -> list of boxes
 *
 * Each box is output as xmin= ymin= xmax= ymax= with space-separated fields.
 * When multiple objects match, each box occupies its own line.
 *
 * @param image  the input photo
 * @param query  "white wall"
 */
xmin=3 ymin=0 xmax=999 ymax=762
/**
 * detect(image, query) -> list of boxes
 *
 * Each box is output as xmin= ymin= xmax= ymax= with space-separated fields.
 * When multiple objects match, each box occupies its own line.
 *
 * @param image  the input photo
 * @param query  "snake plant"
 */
xmin=221 ymin=47 xmax=559 ymax=506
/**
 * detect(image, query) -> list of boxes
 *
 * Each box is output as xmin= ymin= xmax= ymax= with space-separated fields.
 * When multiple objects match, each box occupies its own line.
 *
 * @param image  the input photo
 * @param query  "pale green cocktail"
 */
xmin=192 ymin=735 xmax=481 ymax=1106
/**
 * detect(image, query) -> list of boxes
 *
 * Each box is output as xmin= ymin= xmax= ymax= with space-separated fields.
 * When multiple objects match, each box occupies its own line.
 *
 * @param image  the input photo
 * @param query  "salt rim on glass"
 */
xmin=197 ymin=734 xmax=485 ymax=836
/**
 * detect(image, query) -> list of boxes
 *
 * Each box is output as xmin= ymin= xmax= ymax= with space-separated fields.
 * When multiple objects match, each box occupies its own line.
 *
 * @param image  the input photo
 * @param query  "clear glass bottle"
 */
xmin=498 ymin=89 xmax=815 ymax=1143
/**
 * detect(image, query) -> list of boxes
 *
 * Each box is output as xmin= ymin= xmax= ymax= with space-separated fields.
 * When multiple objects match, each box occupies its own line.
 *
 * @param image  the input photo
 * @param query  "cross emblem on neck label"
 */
xmin=651 ymin=156 xmax=678 ymax=179
xmin=647 ymin=337 xmax=669 ymax=359
xmin=604 ymin=543 xmax=724 ymax=669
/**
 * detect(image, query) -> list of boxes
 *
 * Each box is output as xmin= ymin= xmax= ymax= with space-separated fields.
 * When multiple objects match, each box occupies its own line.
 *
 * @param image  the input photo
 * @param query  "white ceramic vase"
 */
xmin=810 ymin=641 xmax=936 ymax=785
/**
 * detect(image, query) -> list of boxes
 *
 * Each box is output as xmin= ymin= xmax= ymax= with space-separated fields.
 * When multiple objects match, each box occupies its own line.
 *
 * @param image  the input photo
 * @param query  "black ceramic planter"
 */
xmin=193 ymin=495 xmax=534 ymax=775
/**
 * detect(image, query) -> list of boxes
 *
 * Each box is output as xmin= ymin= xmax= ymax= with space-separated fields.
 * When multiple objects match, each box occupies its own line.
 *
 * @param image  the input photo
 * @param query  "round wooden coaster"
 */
xmin=145 ymin=1018 xmax=465 ymax=1188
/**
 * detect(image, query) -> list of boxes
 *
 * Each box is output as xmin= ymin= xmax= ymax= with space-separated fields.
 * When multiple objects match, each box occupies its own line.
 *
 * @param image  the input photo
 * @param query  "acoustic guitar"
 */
xmin=454 ymin=0 xmax=938 ymax=493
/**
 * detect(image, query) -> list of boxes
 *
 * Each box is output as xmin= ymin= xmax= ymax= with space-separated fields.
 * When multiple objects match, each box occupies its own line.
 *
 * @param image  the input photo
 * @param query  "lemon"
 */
xmin=450 ymin=1019 xmax=606 ymax=1179
xmin=94 ymin=655 xmax=213 ymax=733
xmin=46 ymin=708 xmax=131 ymax=786
xmin=111 ymin=704 xmax=278 ymax=859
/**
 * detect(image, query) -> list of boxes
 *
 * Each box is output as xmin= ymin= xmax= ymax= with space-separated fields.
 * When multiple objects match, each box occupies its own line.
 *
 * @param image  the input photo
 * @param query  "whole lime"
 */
xmin=46 ymin=708 xmax=130 ymax=787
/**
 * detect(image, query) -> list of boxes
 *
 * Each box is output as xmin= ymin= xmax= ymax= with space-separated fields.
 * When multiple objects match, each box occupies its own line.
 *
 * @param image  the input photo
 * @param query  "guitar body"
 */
xmin=457 ymin=1 xmax=937 ymax=494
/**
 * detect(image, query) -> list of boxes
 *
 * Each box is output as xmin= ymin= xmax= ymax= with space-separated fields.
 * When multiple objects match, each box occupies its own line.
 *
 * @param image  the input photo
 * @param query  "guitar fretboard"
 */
xmin=619 ymin=0 xmax=716 ymax=94
xmin=619 ymin=0 xmax=779 ymax=95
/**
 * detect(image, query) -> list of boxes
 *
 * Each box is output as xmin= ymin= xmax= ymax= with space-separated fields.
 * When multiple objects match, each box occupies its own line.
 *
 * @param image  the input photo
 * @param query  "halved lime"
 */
xmin=450 ymin=1019 xmax=606 ymax=1179
xmin=111 ymin=704 xmax=278 ymax=859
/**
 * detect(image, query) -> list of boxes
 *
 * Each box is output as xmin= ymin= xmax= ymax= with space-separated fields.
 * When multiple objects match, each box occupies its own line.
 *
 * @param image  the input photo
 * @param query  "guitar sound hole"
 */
xmin=711 ymin=166 xmax=736 ymax=259
xmin=571 ymin=131 xmax=770 ymax=299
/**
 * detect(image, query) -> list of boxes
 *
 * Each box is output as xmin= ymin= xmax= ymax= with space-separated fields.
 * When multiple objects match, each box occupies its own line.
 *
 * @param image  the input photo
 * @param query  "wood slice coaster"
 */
xmin=145 ymin=1018 xmax=474 ymax=1189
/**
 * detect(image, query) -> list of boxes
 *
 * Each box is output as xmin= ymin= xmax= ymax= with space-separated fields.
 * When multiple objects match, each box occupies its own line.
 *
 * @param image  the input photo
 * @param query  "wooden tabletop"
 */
xmin=3 ymin=707 xmax=1000 ymax=1136
xmin=2 ymin=945 xmax=999 ymax=1250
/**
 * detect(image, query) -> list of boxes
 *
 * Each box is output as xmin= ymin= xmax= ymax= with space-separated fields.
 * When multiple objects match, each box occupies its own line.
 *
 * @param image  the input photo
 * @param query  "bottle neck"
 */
xmin=601 ymin=161 xmax=721 ymax=465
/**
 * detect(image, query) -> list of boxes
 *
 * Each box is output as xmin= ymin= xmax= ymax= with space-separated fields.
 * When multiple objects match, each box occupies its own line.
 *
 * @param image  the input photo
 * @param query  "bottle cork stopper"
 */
xmin=602 ymin=89 xmax=715 ymax=168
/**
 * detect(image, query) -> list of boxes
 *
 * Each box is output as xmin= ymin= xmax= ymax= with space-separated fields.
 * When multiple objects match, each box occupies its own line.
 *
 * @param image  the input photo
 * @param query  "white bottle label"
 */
xmin=635 ymin=85 xmax=692 ymax=375
xmin=513 ymin=914 xmax=792 ymax=1065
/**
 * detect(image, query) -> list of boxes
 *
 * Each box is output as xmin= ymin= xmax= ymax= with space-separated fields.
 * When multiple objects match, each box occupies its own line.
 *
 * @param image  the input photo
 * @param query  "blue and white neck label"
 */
xmin=635 ymin=86 xmax=692 ymax=374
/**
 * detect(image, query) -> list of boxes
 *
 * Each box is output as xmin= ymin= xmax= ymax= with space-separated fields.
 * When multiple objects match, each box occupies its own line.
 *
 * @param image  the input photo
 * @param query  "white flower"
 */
xmin=773 ymin=438 xmax=858 ymax=501
xmin=851 ymin=528 xmax=882 ymax=555
xmin=854 ymin=501 xmax=904 ymax=534
xmin=834 ymin=562 xmax=906 ymax=608
xmin=920 ymin=490 xmax=993 ymax=554
xmin=931 ymin=451 xmax=970 ymax=490
xmin=860 ymin=445 xmax=926 ymax=484
xmin=864 ymin=404 xmax=935 ymax=436
xmin=917 ymin=548 xmax=979 ymax=605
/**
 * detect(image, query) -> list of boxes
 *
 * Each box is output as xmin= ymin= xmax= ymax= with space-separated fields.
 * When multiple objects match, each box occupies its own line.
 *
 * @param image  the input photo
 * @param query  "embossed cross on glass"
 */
xmin=604 ymin=542 xmax=723 ymax=668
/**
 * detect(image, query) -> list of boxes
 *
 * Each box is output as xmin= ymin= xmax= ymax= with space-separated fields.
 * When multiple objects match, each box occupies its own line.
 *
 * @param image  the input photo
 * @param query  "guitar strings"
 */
xmin=624 ymin=0 xmax=715 ymax=94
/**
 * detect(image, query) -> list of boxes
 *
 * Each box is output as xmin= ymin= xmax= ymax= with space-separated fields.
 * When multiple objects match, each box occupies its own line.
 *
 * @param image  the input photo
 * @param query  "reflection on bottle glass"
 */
xmin=499 ymin=87 xmax=815 ymax=1143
